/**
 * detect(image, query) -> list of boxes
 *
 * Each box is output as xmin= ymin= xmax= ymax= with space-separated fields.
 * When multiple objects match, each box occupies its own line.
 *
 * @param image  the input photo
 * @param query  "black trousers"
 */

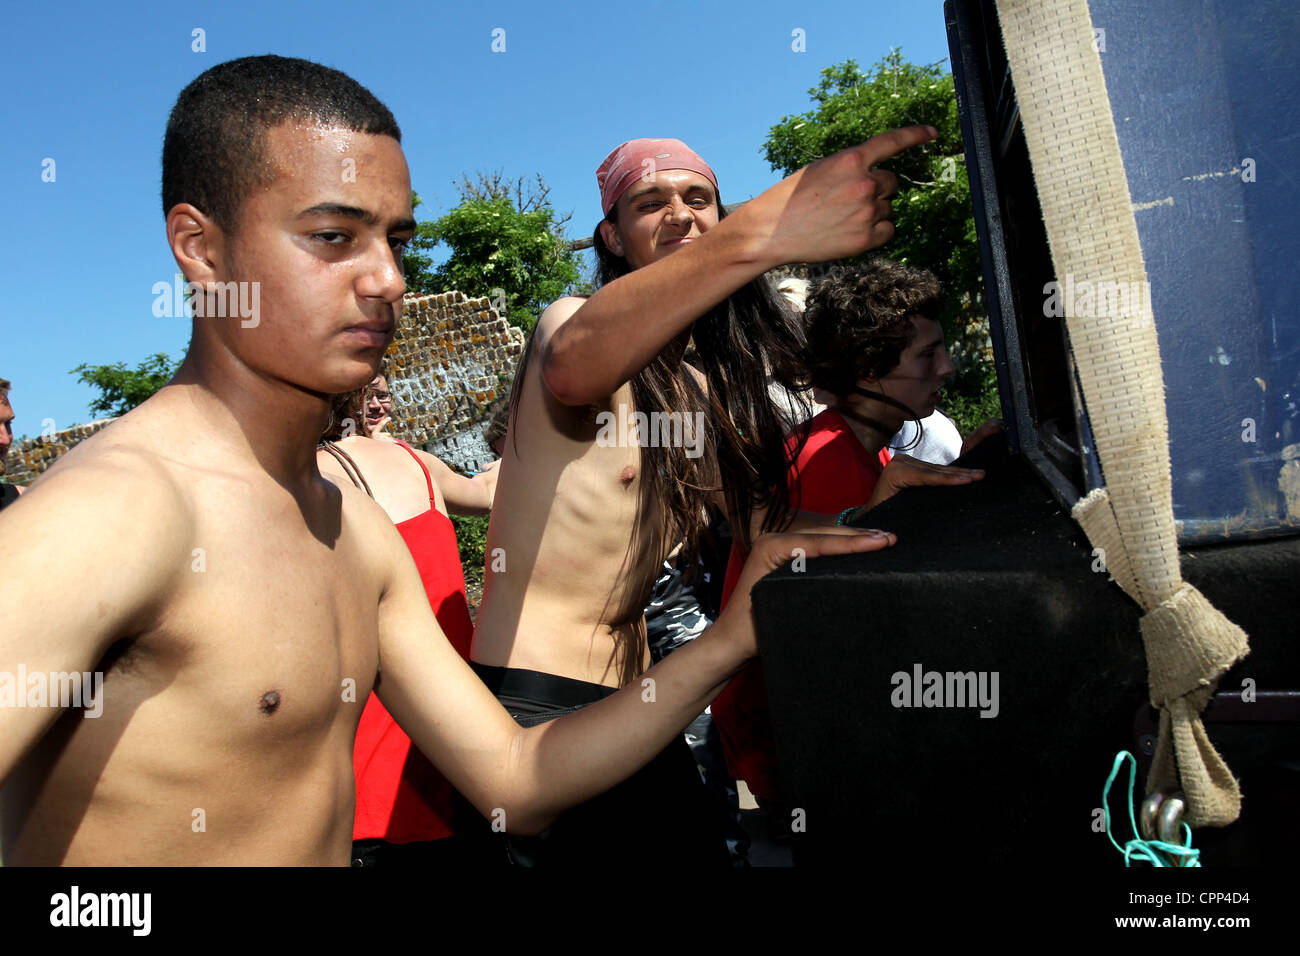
xmin=459 ymin=662 xmax=731 ymax=869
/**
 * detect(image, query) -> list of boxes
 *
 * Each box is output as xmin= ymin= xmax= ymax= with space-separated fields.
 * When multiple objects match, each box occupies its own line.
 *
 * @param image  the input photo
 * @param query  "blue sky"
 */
xmin=1 ymin=0 xmax=952 ymax=437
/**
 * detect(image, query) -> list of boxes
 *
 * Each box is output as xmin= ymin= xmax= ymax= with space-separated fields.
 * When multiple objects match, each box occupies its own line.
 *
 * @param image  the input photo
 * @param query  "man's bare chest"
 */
xmin=106 ymin=491 xmax=383 ymax=739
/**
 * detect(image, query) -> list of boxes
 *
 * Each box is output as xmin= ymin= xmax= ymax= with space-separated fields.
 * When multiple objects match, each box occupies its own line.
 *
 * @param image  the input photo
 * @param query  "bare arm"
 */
xmin=543 ymin=126 xmax=938 ymax=406
xmin=374 ymin=523 xmax=894 ymax=834
xmin=0 ymin=454 xmax=188 ymax=782
xmin=414 ymin=450 xmax=497 ymax=516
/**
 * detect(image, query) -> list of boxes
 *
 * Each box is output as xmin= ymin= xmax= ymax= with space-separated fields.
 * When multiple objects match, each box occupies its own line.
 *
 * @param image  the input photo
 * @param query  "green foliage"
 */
xmin=763 ymin=50 xmax=995 ymax=419
xmin=450 ymin=513 xmax=491 ymax=588
xmin=424 ymin=197 xmax=581 ymax=331
xmin=401 ymin=191 xmax=438 ymax=294
xmin=403 ymin=175 xmax=586 ymax=331
xmin=940 ymin=364 xmax=1002 ymax=436
xmin=71 ymin=352 xmax=179 ymax=419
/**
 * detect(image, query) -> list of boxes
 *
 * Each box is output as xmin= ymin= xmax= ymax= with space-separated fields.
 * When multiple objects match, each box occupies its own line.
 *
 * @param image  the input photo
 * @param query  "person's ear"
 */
xmin=598 ymin=219 xmax=625 ymax=258
xmin=166 ymin=203 xmax=226 ymax=286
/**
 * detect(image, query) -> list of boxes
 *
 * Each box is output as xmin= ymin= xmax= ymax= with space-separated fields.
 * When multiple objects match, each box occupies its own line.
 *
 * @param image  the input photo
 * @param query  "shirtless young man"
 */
xmin=469 ymin=134 xmax=945 ymax=862
xmin=0 ymin=55 xmax=887 ymax=866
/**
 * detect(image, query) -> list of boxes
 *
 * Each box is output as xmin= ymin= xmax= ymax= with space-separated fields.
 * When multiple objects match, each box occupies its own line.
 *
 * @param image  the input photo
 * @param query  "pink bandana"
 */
xmin=596 ymin=138 xmax=719 ymax=217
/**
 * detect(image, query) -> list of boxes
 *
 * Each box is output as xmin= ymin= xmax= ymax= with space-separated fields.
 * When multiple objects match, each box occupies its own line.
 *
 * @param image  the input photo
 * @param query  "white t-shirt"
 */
xmin=888 ymin=410 xmax=963 ymax=464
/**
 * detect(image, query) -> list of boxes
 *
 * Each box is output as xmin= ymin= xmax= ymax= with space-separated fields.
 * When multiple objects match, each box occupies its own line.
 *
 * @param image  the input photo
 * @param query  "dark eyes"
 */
xmin=311 ymin=232 xmax=411 ymax=254
xmin=637 ymin=197 xmax=711 ymax=211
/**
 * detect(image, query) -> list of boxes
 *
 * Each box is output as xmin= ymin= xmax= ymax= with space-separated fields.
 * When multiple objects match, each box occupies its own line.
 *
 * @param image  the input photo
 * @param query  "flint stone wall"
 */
xmin=384 ymin=291 xmax=523 ymax=473
xmin=2 ymin=291 xmax=524 ymax=486
xmin=4 ymin=420 xmax=115 ymax=485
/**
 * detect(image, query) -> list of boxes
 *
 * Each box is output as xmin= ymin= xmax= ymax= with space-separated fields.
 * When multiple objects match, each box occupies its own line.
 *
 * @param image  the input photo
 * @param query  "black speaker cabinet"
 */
xmin=748 ymin=0 xmax=1300 ymax=866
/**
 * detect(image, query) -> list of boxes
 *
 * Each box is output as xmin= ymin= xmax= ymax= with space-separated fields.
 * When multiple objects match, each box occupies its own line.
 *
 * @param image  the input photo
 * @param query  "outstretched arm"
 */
xmin=543 ymin=127 xmax=939 ymax=406
xmin=375 ymin=523 xmax=894 ymax=834
xmin=414 ymin=450 xmax=497 ymax=516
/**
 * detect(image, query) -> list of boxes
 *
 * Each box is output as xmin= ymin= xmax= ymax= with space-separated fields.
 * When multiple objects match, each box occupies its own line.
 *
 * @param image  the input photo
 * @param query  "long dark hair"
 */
xmin=507 ymin=190 xmax=811 ymax=642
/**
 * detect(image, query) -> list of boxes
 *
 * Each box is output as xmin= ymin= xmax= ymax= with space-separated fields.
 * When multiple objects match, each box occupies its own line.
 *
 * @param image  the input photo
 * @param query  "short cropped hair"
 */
xmin=162 ymin=55 xmax=401 ymax=234
xmin=801 ymin=259 xmax=944 ymax=397
xmin=0 ymin=377 xmax=11 ymax=408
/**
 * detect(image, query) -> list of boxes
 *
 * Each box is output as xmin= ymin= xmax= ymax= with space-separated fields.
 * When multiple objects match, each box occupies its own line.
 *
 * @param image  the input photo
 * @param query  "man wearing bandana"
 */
xmin=469 ymin=129 xmax=941 ymax=866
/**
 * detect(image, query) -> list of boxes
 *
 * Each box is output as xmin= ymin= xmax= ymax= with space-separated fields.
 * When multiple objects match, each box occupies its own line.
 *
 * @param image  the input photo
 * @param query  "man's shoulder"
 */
xmin=0 ymin=422 xmax=198 ymax=608
xmin=27 ymin=424 xmax=188 ymax=512
xmin=535 ymin=296 xmax=589 ymax=337
xmin=519 ymin=299 xmax=621 ymax=415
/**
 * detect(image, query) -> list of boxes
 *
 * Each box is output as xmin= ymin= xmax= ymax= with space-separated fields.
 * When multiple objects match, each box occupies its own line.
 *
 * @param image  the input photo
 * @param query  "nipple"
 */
xmin=620 ymin=465 xmax=636 ymax=485
xmin=259 ymin=690 xmax=281 ymax=716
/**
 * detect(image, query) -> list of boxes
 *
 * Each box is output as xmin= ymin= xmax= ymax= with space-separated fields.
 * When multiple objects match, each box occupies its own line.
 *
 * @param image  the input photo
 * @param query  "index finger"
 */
xmin=761 ymin=528 xmax=898 ymax=561
xmin=854 ymin=125 xmax=939 ymax=170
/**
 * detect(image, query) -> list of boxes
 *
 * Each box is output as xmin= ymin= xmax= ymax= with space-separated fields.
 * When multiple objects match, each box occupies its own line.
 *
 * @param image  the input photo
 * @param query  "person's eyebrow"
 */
xmin=918 ymin=336 xmax=945 ymax=351
xmin=624 ymin=180 xmax=714 ymax=203
xmin=298 ymin=203 xmax=416 ymax=232
xmin=624 ymin=184 xmax=666 ymax=203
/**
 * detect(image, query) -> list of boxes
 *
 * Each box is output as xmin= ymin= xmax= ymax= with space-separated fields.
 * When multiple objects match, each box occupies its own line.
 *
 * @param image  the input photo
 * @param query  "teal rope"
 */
xmin=1102 ymin=751 xmax=1201 ymax=867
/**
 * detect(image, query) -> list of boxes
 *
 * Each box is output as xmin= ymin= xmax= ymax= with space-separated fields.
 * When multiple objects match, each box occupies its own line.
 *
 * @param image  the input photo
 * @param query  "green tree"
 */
xmin=401 ymin=191 xmax=438 ymax=294
xmin=763 ymin=51 xmax=998 ymax=433
xmin=450 ymin=513 xmax=490 ymax=590
xmin=404 ymin=173 xmax=589 ymax=331
xmin=71 ymin=352 xmax=179 ymax=419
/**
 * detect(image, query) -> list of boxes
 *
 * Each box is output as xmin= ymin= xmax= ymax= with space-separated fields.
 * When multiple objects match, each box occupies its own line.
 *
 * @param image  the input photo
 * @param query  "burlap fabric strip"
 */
xmin=995 ymin=0 xmax=1249 ymax=826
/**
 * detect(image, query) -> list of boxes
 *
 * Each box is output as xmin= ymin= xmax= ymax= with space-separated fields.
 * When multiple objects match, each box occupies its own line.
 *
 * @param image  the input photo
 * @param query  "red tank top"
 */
xmin=352 ymin=441 xmax=474 ymax=843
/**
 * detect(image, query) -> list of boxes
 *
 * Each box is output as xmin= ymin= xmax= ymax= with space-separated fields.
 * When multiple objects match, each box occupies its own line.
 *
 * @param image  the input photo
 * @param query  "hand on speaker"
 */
xmin=717 ymin=527 xmax=896 ymax=658
xmin=855 ymin=454 xmax=986 ymax=515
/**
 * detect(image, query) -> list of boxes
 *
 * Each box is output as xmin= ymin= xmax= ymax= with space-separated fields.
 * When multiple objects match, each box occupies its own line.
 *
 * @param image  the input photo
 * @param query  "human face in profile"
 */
xmin=869 ymin=316 xmax=957 ymax=421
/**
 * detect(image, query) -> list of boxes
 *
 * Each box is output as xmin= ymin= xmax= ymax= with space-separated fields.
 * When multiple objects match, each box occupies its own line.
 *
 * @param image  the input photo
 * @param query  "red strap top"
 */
xmin=352 ymin=441 xmax=473 ymax=843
